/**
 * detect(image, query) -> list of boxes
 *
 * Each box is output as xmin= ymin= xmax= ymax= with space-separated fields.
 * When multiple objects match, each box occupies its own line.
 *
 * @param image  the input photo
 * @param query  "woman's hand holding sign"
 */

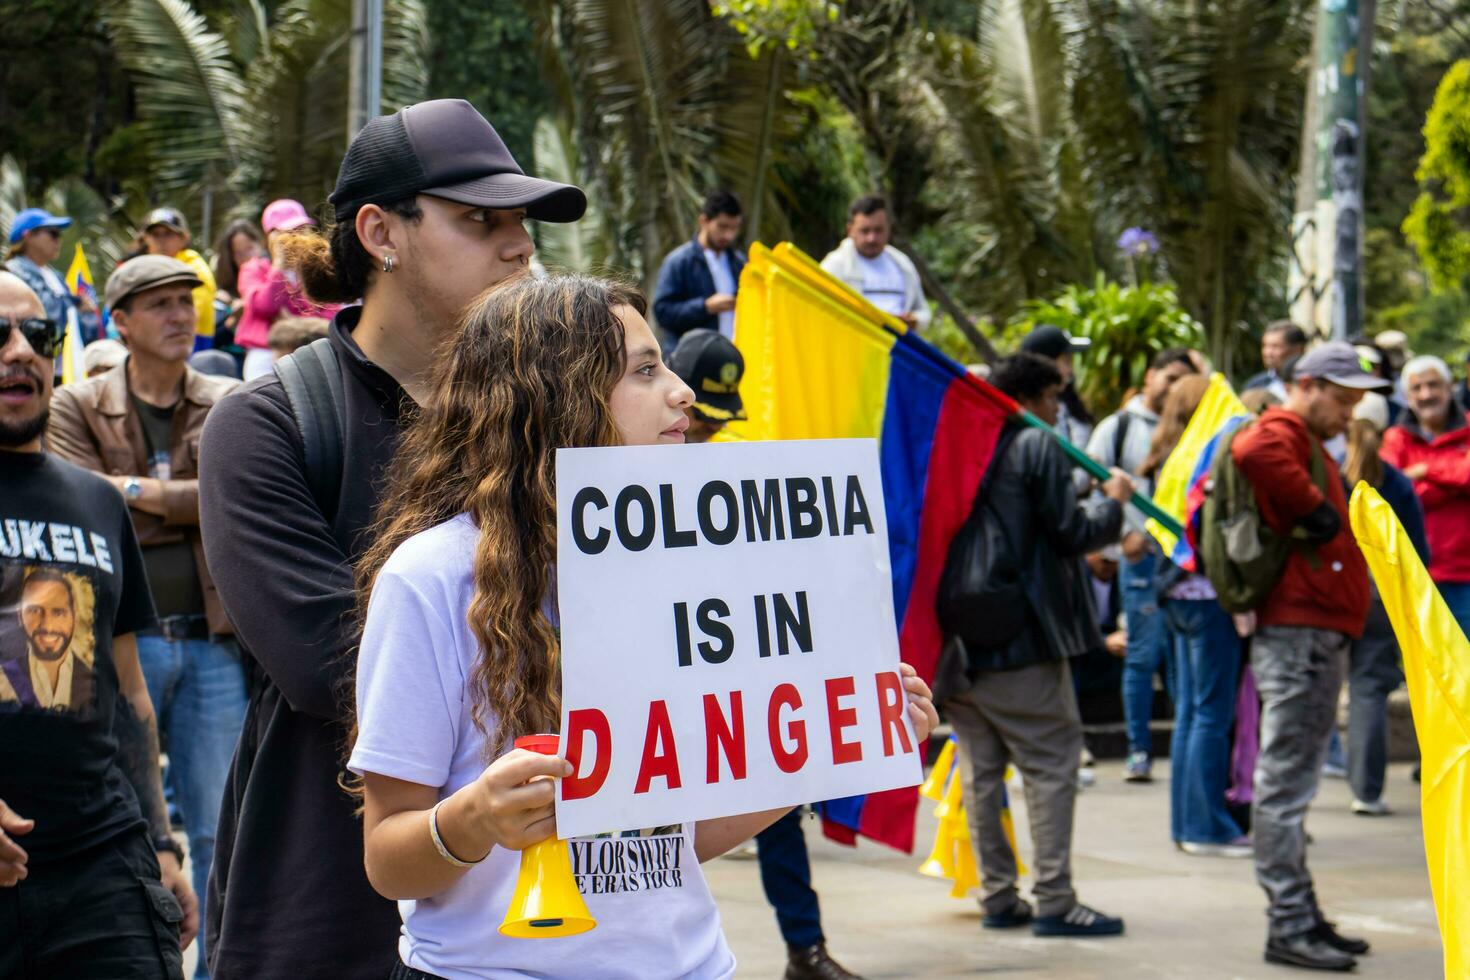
xmin=899 ymin=662 xmax=939 ymax=742
xmin=468 ymin=748 xmax=573 ymax=850
xmin=693 ymin=661 xmax=938 ymax=862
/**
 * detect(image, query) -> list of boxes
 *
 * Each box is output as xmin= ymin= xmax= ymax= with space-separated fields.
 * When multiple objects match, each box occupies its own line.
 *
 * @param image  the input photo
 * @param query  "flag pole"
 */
xmin=1016 ymin=410 xmax=1185 ymax=538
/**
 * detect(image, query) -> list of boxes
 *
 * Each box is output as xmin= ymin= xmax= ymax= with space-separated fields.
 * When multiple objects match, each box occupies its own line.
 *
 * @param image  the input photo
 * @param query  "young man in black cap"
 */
xmin=668 ymin=328 xmax=863 ymax=980
xmin=1020 ymin=324 xmax=1094 ymax=452
xmin=197 ymin=99 xmax=585 ymax=980
xmin=0 ymin=270 xmax=196 ymax=978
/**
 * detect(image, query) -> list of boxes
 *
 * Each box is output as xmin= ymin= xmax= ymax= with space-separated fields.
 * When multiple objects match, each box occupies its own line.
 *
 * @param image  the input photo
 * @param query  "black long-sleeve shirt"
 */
xmin=198 ymin=308 xmax=405 ymax=979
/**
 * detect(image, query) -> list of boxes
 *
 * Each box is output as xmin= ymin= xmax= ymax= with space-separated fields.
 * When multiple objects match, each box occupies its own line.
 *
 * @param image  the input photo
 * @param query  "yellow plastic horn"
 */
xmin=1000 ymin=785 xmax=1027 ymax=877
xmin=949 ymin=812 xmax=980 ymax=898
xmin=498 ymin=735 xmax=597 ymax=939
xmin=917 ymin=811 xmax=958 ymax=879
xmin=933 ymin=761 xmax=964 ymax=822
xmin=919 ymin=737 xmax=957 ymax=802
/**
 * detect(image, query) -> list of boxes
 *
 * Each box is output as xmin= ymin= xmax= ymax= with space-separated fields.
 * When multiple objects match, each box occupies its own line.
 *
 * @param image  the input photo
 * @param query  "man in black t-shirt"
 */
xmin=0 ymin=270 xmax=195 ymax=979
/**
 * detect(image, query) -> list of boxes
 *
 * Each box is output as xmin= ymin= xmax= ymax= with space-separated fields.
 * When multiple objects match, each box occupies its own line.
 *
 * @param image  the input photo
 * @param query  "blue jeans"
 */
xmin=1163 ymin=599 xmax=1244 ymax=845
xmin=1438 ymin=581 xmax=1470 ymax=641
xmin=137 ymin=632 xmax=249 ymax=979
xmin=756 ymin=807 xmax=823 ymax=948
xmin=1121 ymin=551 xmax=1170 ymax=755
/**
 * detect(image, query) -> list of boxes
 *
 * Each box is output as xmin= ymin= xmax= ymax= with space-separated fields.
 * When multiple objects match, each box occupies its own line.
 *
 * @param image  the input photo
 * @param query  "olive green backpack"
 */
xmin=1199 ymin=421 xmax=1328 ymax=613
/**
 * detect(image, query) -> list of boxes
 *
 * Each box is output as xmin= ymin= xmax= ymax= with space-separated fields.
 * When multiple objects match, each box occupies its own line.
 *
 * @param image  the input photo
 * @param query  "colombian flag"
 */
xmin=729 ymin=244 xmax=1018 ymax=852
xmin=59 ymin=244 xmax=95 ymax=385
xmin=1144 ymin=373 xmax=1248 ymax=569
xmin=1349 ymin=484 xmax=1470 ymax=979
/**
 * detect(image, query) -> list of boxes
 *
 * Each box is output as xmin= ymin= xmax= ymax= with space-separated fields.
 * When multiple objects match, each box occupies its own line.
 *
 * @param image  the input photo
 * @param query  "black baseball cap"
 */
xmin=1021 ymin=324 xmax=1090 ymax=359
xmin=329 ymin=99 xmax=586 ymax=223
xmin=669 ymin=330 xmax=746 ymax=422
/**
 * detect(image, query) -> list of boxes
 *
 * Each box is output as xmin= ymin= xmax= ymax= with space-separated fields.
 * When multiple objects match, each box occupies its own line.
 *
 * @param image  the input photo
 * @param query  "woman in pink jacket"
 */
xmin=237 ymin=199 xmax=341 ymax=380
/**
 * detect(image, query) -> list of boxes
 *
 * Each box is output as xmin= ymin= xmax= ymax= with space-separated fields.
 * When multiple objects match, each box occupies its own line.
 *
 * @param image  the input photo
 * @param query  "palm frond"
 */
xmin=0 ymin=156 xmax=26 ymax=242
xmin=219 ymin=0 xmax=270 ymax=65
xmin=102 ymin=0 xmax=260 ymax=193
xmin=382 ymin=0 xmax=431 ymax=112
xmin=531 ymin=115 xmax=611 ymax=271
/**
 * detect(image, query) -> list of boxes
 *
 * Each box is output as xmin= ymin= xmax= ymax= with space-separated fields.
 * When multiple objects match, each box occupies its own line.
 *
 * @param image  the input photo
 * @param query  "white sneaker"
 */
xmin=1077 ymin=768 xmax=1096 ymax=789
xmin=1180 ymin=838 xmax=1253 ymax=858
xmin=1351 ymin=798 xmax=1392 ymax=816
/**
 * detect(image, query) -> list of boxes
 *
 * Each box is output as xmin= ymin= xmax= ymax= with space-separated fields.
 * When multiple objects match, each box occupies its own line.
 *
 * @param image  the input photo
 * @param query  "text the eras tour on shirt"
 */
xmin=0 ymin=519 xmax=119 ymax=718
xmin=571 ymin=825 xmax=687 ymax=896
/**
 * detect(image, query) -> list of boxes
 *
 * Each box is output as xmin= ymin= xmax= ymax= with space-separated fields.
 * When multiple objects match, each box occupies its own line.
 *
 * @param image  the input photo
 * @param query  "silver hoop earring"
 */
xmin=381 ymin=254 xmax=395 ymax=274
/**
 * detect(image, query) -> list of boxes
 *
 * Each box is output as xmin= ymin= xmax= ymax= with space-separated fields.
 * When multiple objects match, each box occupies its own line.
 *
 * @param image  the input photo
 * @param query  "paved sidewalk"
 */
xmin=706 ymin=762 xmax=1441 ymax=979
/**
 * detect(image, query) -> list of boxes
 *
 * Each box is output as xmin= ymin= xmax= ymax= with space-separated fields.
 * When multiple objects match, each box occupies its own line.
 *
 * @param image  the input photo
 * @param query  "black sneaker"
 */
xmin=1032 ymin=903 xmax=1124 ymax=937
xmin=1312 ymin=921 xmax=1370 ymax=956
xmin=981 ymin=898 xmax=1033 ymax=929
xmin=1264 ymin=931 xmax=1356 ymax=972
xmin=784 ymin=943 xmax=864 ymax=980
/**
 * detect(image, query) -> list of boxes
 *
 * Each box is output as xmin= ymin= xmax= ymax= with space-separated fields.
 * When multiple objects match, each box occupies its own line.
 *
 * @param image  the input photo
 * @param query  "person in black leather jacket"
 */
xmin=942 ymin=352 xmax=1133 ymax=939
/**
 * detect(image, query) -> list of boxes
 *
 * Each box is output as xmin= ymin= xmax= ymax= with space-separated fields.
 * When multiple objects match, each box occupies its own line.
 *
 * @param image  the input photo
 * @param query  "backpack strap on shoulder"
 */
xmin=276 ymin=337 xmax=346 ymax=521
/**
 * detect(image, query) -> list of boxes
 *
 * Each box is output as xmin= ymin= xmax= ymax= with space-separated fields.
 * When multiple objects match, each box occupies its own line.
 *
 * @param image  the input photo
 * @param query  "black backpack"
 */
xmin=935 ymin=425 xmax=1028 ymax=649
xmin=1198 ymin=420 xmax=1328 ymax=613
xmin=275 ymin=337 xmax=347 ymax=523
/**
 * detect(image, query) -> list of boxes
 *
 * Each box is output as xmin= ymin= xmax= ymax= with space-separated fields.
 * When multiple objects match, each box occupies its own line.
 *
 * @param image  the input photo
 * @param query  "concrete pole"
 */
xmin=1289 ymin=0 xmax=1375 ymax=342
xmin=347 ymin=0 xmax=383 ymax=138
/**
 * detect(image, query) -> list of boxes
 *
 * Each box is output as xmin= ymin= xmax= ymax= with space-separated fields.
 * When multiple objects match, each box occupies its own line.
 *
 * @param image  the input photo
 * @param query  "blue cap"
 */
xmin=8 ymin=208 xmax=72 ymax=244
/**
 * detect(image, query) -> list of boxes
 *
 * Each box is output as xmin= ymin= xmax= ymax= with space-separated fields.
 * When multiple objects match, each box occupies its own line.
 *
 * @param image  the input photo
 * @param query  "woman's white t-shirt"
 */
xmin=348 ymin=514 xmax=737 ymax=980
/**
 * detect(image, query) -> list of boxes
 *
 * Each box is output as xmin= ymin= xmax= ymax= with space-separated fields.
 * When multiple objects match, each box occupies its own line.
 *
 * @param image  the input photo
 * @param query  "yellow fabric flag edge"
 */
xmin=1348 ymin=481 xmax=1470 ymax=980
xmin=1144 ymin=372 xmax=1247 ymax=556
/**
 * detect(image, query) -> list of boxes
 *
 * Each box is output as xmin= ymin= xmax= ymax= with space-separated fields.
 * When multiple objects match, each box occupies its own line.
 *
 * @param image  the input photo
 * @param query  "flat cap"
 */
xmin=105 ymin=255 xmax=203 ymax=308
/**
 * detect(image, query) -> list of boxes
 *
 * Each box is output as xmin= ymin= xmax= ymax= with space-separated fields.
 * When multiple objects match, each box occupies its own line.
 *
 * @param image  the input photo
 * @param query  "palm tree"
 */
xmin=100 ymin=0 xmax=429 ymax=236
xmin=526 ymin=0 xmax=804 ymax=284
xmin=1059 ymin=0 xmax=1312 ymax=371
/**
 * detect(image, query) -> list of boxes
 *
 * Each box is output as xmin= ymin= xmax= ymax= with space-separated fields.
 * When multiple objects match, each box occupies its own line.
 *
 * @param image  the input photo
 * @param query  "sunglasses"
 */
xmin=0 ymin=316 xmax=64 ymax=358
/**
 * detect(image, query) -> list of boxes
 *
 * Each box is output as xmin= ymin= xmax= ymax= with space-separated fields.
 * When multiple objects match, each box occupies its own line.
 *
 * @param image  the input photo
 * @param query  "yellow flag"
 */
xmin=1145 ymin=373 xmax=1247 ymax=558
xmin=1349 ymin=482 xmax=1470 ymax=979
xmin=725 ymin=243 xmax=896 ymax=443
xmin=58 ymin=244 xmax=94 ymax=386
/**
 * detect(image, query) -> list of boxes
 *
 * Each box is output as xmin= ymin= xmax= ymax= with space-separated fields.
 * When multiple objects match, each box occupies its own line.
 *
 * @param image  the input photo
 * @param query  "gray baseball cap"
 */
xmin=105 ymin=255 xmax=203 ymax=308
xmin=1292 ymin=341 xmax=1393 ymax=392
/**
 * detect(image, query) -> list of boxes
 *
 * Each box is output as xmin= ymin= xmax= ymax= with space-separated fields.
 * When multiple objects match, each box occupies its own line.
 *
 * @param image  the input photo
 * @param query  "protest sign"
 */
xmin=553 ymin=438 xmax=921 ymax=839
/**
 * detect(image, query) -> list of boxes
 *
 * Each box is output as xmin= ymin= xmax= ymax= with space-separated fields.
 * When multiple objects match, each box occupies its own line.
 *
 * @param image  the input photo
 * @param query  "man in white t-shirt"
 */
xmin=819 ymin=196 xmax=930 ymax=329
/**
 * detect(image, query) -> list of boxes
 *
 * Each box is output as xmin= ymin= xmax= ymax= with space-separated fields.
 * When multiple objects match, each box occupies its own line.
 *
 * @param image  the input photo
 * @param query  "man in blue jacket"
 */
xmin=653 ymin=191 xmax=746 ymax=341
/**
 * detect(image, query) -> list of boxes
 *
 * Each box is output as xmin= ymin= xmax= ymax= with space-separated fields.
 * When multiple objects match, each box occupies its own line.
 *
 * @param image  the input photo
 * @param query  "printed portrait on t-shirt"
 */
xmin=0 ymin=564 xmax=99 ymax=718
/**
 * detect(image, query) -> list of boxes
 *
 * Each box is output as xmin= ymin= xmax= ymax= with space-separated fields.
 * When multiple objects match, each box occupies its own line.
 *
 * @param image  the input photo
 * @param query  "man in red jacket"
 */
xmin=1380 ymin=354 xmax=1470 ymax=635
xmin=1231 ymin=342 xmax=1386 ymax=973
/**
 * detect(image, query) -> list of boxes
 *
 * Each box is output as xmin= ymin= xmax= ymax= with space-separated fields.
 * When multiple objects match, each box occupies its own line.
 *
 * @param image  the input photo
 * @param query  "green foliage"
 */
xmin=713 ymin=0 xmax=838 ymax=55
xmin=1012 ymin=275 xmax=1204 ymax=414
xmin=0 ymin=156 xmax=134 ymax=288
xmin=530 ymin=0 xmax=805 ymax=286
xmin=424 ymin=1 xmax=546 ymax=161
xmin=1404 ymin=60 xmax=1470 ymax=291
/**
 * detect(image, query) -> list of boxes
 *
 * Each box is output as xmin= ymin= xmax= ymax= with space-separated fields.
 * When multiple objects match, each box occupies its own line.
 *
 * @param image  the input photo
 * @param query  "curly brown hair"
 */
xmin=352 ymin=272 xmax=646 ymax=761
